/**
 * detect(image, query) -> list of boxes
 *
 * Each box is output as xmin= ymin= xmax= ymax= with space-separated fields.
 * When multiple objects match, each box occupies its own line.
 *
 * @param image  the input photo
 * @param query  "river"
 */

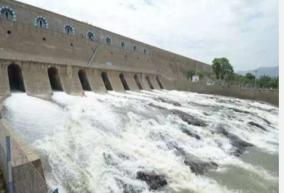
xmin=2 ymin=90 xmax=279 ymax=193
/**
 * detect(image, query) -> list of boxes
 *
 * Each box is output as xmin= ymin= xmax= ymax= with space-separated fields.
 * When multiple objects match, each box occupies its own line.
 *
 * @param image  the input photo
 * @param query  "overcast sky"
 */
xmin=18 ymin=0 xmax=278 ymax=71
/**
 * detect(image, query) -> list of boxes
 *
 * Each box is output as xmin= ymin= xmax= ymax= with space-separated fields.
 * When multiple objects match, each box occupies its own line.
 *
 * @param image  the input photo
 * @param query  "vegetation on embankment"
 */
xmin=185 ymin=57 xmax=279 ymax=90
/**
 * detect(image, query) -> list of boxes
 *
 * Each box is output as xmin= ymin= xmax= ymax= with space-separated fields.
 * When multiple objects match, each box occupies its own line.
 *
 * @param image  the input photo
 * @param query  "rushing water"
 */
xmin=2 ymin=90 xmax=279 ymax=193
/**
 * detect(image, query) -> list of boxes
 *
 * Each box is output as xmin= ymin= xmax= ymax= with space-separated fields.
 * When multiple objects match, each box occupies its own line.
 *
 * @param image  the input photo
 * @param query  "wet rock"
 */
xmin=188 ymin=101 xmax=219 ymax=111
xmin=184 ymin=155 xmax=218 ymax=175
xmin=228 ymin=107 xmax=251 ymax=114
xmin=216 ymin=125 xmax=253 ymax=157
xmin=249 ymin=105 xmax=276 ymax=113
xmin=258 ymin=116 xmax=271 ymax=125
xmin=116 ymin=179 xmax=143 ymax=193
xmin=136 ymin=171 xmax=167 ymax=190
xmin=148 ymin=104 xmax=207 ymax=127
xmin=103 ymin=152 xmax=118 ymax=166
xmin=148 ymin=103 xmax=167 ymax=111
xmin=166 ymin=141 xmax=185 ymax=156
xmin=203 ymin=112 xmax=210 ymax=116
xmin=167 ymin=142 xmax=218 ymax=175
xmin=228 ymin=107 xmax=271 ymax=125
xmin=155 ymin=97 xmax=181 ymax=107
xmin=122 ymin=184 xmax=142 ymax=193
xmin=181 ymin=127 xmax=201 ymax=140
xmin=172 ymin=110 xmax=207 ymax=127
xmin=248 ymin=121 xmax=267 ymax=131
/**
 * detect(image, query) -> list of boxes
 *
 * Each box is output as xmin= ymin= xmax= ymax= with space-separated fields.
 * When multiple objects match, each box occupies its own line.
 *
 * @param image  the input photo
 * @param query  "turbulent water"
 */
xmin=2 ymin=90 xmax=279 ymax=193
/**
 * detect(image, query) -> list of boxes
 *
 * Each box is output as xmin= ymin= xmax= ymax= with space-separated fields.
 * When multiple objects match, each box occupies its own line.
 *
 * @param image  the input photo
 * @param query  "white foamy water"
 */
xmin=2 ymin=90 xmax=279 ymax=193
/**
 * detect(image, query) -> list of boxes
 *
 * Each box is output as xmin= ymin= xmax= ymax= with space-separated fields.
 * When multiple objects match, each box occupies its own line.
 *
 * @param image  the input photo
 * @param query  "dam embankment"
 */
xmin=176 ymin=80 xmax=279 ymax=106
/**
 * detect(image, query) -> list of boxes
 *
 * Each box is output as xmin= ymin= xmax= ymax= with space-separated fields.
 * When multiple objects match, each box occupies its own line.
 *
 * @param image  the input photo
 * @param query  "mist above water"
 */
xmin=2 ymin=90 xmax=279 ymax=193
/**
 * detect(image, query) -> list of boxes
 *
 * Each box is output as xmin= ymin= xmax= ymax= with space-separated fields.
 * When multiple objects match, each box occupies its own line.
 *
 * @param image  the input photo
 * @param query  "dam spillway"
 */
xmin=0 ymin=0 xmax=279 ymax=192
xmin=1 ymin=90 xmax=279 ymax=193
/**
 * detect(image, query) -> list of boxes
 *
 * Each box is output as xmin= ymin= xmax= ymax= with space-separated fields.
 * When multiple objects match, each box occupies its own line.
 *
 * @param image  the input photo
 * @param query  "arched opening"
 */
xmin=156 ymin=76 xmax=164 ymax=89
xmin=101 ymin=72 xmax=113 ymax=91
xmin=8 ymin=64 xmax=25 ymax=92
xmin=64 ymin=25 xmax=74 ymax=35
xmin=35 ymin=16 xmax=48 ymax=29
xmin=146 ymin=76 xmax=154 ymax=89
xmin=106 ymin=37 xmax=112 ymax=45
xmin=78 ymin=69 xmax=91 ymax=91
xmin=119 ymin=73 xmax=129 ymax=90
xmin=48 ymin=67 xmax=63 ymax=91
xmin=87 ymin=32 xmax=95 ymax=41
xmin=0 ymin=7 xmax=16 ymax=21
xmin=134 ymin=74 xmax=143 ymax=90
xmin=121 ymin=42 xmax=125 ymax=48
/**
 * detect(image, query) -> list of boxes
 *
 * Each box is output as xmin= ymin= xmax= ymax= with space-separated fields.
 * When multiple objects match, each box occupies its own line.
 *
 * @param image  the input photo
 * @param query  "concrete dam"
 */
xmin=0 ymin=0 xmax=279 ymax=193
xmin=0 ymin=0 xmax=212 ymax=98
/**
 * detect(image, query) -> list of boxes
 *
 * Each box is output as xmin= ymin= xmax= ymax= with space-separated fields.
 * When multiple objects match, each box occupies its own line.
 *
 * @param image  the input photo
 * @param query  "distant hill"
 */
xmin=237 ymin=66 xmax=278 ymax=78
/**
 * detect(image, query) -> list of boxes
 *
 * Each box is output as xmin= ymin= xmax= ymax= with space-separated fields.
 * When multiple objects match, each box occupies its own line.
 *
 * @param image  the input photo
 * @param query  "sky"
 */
xmin=18 ymin=0 xmax=278 ymax=71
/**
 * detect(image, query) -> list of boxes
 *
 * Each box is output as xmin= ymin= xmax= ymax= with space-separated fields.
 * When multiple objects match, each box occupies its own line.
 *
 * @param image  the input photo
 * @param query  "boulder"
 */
xmin=136 ymin=171 xmax=167 ymax=190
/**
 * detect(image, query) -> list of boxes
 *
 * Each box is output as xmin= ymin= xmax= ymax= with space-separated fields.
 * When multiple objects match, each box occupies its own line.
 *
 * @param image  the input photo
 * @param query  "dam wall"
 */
xmin=0 ymin=0 xmax=212 ymax=99
xmin=178 ymin=80 xmax=279 ymax=106
xmin=0 ymin=0 xmax=277 ymax=106
xmin=0 ymin=0 xmax=211 ymax=84
xmin=0 ymin=59 xmax=166 ymax=99
xmin=0 ymin=1 xmax=211 ymax=190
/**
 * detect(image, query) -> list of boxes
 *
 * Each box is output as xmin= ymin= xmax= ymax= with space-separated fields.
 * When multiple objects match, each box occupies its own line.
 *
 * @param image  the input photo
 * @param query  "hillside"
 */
xmin=237 ymin=66 xmax=278 ymax=78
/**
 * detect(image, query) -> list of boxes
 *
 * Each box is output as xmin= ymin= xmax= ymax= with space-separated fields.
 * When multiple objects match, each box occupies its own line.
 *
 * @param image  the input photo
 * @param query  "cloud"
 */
xmin=17 ymin=0 xmax=278 ymax=71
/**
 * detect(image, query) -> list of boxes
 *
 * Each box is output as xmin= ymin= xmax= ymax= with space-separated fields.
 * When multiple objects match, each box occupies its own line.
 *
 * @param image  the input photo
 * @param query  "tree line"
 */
xmin=212 ymin=57 xmax=278 ymax=89
xmin=186 ymin=57 xmax=278 ymax=89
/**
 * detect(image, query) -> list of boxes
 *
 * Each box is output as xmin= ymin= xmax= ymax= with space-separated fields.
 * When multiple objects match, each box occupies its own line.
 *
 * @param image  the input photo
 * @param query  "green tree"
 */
xmin=245 ymin=73 xmax=255 ymax=81
xmin=257 ymin=76 xmax=271 ymax=88
xmin=186 ymin=70 xmax=195 ymax=80
xmin=270 ymin=77 xmax=279 ymax=88
xmin=257 ymin=76 xmax=279 ymax=89
xmin=212 ymin=59 xmax=222 ymax=79
xmin=196 ymin=71 xmax=204 ymax=80
xmin=225 ymin=73 xmax=236 ymax=82
xmin=240 ymin=73 xmax=256 ymax=87
xmin=212 ymin=58 xmax=234 ymax=80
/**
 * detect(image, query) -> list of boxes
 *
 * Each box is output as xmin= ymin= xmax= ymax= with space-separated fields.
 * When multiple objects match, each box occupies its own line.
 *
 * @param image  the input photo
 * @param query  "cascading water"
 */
xmin=2 ymin=90 xmax=278 ymax=193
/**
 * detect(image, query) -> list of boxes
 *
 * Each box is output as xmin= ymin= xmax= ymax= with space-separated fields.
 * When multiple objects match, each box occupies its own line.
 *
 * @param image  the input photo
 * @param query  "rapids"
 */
xmin=2 ymin=90 xmax=279 ymax=193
